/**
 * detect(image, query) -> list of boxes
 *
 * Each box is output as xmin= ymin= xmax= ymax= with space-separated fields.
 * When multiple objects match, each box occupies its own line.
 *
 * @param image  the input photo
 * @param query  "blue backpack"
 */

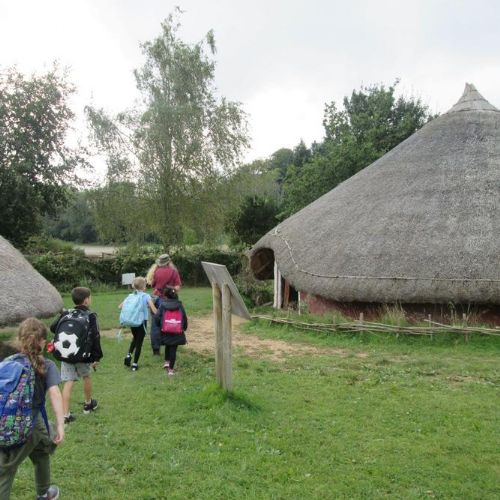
xmin=120 ymin=292 xmax=145 ymax=327
xmin=0 ymin=354 xmax=49 ymax=449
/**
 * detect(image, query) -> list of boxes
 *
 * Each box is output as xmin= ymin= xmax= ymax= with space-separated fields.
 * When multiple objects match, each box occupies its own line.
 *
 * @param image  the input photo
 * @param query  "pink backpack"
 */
xmin=161 ymin=308 xmax=183 ymax=334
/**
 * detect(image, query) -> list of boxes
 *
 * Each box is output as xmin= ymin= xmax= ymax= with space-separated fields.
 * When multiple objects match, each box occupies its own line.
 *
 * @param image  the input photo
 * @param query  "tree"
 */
xmin=268 ymin=148 xmax=294 ymax=185
xmin=291 ymin=139 xmax=311 ymax=169
xmin=91 ymin=182 xmax=151 ymax=243
xmin=87 ymin=10 xmax=249 ymax=246
xmin=0 ymin=66 xmax=86 ymax=246
xmin=281 ymin=82 xmax=434 ymax=217
xmin=232 ymin=195 xmax=278 ymax=246
xmin=43 ymin=190 xmax=98 ymax=243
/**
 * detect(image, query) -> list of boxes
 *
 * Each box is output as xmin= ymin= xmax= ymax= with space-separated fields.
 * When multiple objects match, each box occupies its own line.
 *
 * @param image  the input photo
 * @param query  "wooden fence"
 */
xmin=252 ymin=314 xmax=500 ymax=339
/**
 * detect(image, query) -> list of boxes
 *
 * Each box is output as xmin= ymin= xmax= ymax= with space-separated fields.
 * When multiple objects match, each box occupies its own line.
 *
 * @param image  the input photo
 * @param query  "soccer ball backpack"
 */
xmin=52 ymin=309 xmax=93 ymax=363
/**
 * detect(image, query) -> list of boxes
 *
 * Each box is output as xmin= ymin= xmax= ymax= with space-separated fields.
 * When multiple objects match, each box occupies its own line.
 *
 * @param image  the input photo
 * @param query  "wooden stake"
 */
xmin=212 ymin=284 xmax=223 ymax=386
xmin=463 ymin=313 xmax=469 ymax=343
xmin=221 ymin=284 xmax=233 ymax=391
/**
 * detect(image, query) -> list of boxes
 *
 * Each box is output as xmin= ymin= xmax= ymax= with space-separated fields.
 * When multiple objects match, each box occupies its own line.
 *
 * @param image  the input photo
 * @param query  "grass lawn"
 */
xmin=62 ymin=286 xmax=214 ymax=331
xmin=4 ymin=289 xmax=500 ymax=499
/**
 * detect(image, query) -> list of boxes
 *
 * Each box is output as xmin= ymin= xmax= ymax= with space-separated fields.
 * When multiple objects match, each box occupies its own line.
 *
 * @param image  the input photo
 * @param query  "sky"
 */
xmin=1 ymin=0 xmax=499 ymax=178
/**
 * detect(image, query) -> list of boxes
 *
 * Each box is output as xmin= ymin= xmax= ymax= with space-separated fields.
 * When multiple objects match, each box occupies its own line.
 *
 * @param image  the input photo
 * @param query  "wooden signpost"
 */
xmin=201 ymin=262 xmax=251 ymax=391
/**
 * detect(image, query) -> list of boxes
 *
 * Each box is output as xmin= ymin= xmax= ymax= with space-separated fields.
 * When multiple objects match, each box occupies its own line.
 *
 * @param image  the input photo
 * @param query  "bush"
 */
xmin=24 ymin=235 xmax=83 ymax=255
xmin=173 ymin=246 xmax=242 ymax=286
xmin=27 ymin=241 xmax=243 ymax=289
xmin=234 ymin=254 xmax=273 ymax=306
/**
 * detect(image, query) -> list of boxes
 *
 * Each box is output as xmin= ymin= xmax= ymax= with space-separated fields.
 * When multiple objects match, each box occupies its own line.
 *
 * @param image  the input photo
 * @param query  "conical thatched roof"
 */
xmin=250 ymin=84 xmax=500 ymax=304
xmin=0 ymin=236 xmax=63 ymax=325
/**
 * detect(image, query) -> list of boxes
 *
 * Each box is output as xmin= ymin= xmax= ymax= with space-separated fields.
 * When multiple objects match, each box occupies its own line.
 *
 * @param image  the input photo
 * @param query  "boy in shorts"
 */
xmin=50 ymin=287 xmax=103 ymax=424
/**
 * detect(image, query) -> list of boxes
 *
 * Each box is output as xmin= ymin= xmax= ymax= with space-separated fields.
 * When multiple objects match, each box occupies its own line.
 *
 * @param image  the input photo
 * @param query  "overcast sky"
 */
xmin=1 ymin=0 xmax=499 ymax=175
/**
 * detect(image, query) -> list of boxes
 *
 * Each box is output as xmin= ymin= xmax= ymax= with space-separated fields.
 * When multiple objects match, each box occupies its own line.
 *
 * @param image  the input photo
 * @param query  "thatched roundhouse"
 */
xmin=0 ymin=236 xmax=63 ymax=326
xmin=250 ymin=84 xmax=500 ymax=322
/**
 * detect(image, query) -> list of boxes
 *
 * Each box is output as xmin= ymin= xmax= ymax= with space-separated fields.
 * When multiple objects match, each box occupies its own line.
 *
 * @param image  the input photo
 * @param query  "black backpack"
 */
xmin=53 ymin=309 xmax=93 ymax=363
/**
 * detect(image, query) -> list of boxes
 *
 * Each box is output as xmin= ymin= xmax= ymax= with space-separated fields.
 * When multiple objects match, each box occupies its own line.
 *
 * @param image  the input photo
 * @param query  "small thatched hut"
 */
xmin=0 ymin=236 xmax=63 ymax=326
xmin=250 ymin=84 xmax=500 ymax=322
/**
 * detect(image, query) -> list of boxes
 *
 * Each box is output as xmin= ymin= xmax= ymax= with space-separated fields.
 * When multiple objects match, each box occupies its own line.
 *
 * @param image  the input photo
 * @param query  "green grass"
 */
xmin=6 ymin=289 xmax=500 ymax=499
xmin=59 ymin=286 xmax=214 ymax=330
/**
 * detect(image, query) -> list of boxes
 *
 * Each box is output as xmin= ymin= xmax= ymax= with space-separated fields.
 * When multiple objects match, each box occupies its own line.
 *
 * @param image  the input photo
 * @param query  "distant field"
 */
xmin=74 ymin=244 xmax=119 ymax=257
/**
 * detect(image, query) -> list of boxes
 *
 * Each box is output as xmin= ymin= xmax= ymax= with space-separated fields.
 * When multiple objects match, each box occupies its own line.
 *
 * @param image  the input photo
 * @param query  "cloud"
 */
xmin=1 ymin=0 xmax=499 ymax=171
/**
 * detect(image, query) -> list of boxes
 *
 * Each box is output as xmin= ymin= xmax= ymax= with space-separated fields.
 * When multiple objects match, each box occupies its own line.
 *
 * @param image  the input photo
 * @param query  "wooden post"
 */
xmin=463 ymin=313 xmax=469 ymax=343
xmin=428 ymin=314 xmax=433 ymax=340
xmin=212 ymin=284 xmax=223 ymax=386
xmin=221 ymin=284 xmax=233 ymax=391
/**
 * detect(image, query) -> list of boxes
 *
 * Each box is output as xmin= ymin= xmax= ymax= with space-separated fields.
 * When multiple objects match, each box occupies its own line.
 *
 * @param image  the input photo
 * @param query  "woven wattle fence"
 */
xmin=252 ymin=314 xmax=500 ymax=338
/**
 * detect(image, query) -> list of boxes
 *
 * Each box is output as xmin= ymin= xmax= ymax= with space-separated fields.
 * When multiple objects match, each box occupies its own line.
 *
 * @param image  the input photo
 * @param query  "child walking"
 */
xmin=50 ymin=287 xmax=103 ymax=423
xmin=0 ymin=318 xmax=65 ymax=500
xmin=154 ymin=287 xmax=188 ymax=376
xmin=121 ymin=277 xmax=157 ymax=371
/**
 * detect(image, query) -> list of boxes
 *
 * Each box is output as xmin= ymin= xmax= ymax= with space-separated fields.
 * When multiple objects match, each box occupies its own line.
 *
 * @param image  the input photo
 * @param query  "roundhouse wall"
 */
xmin=301 ymin=292 xmax=500 ymax=326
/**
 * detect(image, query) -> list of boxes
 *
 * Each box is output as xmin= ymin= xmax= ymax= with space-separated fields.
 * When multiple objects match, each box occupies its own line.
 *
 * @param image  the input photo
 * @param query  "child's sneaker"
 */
xmin=167 ymin=368 xmax=175 ymax=376
xmin=124 ymin=353 xmax=132 ymax=367
xmin=37 ymin=485 xmax=60 ymax=499
xmin=163 ymin=362 xmax=169 ymax=370
xmin=131 ymin=363 xmax=139 ymax=371
xmin=83 ymin=399 xmax=98 ymax=414
xmin=64 ymin=414 xmax=76 ymax=424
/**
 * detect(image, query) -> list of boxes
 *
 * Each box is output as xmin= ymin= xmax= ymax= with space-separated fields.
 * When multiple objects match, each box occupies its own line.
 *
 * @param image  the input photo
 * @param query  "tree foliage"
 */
xmin=87 ymin=11 xmax=249 ymax=246
xmin=281 ymin=82 xmax=434 ymax=217
xmin=43 ymin=190 xmax=98 ymax=243
xmin=232 ymin=195 xmax=278 ymax=245
xmin=0 ymin=66 xmax=86 ymax=246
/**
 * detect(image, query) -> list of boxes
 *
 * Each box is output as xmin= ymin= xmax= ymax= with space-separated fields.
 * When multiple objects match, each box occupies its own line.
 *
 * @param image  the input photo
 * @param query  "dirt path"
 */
xmin=102 ymin=315 xmax=367 ymax=362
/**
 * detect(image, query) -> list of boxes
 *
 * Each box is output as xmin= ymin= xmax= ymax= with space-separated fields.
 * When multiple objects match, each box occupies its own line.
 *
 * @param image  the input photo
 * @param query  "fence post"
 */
xmin=212 ymin=284 xmax=223 ymax=386
xmin=463 ymin=313 xmax=469 ymax=343
xmin=221 ymin=284 xmax=233 ymax=391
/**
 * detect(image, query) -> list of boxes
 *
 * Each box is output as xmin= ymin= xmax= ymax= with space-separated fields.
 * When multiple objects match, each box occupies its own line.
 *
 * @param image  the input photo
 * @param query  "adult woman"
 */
xmin=150 ymin=253 xmax=181 ymax=297
xmin=148 ymin=254 xmax=182 ymax=354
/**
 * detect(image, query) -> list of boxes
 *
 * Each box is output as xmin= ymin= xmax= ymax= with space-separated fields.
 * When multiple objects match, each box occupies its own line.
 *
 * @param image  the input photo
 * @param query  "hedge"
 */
xmin=27 ymin=245 xmax=243 ymax=290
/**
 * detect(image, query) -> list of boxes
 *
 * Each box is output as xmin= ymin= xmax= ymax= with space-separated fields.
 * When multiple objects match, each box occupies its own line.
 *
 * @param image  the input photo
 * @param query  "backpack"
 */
xmin=161 ymin=308 xmax=183 ymax=334
xmin=120 ymin=292 xmax=145 ymax=327
xmin=53 ymin=309 xmax=93 ymax=363
xmin=0 ymin=354 xmax=49 ymax=449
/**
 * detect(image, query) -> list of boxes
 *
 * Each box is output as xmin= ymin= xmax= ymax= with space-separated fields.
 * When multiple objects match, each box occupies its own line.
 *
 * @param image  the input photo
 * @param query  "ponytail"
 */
xmin=15 ymin=318 xmax=48 ymax=377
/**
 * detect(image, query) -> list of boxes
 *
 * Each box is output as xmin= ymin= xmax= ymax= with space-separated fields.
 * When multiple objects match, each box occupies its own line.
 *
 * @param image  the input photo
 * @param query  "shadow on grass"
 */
xmin=186 ymin=383 xmax=262 ymax=413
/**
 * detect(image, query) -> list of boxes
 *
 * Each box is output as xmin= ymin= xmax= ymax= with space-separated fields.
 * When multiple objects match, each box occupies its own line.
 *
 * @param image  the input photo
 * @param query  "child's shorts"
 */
xmin=61 ymin=361 xmax=91 ymax=381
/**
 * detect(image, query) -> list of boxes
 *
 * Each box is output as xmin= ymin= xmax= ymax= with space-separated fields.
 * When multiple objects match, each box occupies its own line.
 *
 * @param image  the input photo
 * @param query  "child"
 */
xmin=149 ymin=254 xmax=182 ymax=355
xmin=121 ymin=277 xmax=157 ymax=371
xmin=50 ymin=287 xmax=103 ymax=423
xmin=154 ymin=286 xmax=188 ymax=376
xmin=0 ymin=318 xmax=65 ymax=500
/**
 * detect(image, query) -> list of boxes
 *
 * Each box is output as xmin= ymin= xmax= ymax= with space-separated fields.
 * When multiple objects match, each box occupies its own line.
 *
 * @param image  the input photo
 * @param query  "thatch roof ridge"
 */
xmin=250 ymin=84 xmax=500 ymax=304
xmin=447 ymin=83 xmax=499 ymax=113
xmin=0 ymin=236 xmax=63 ymax=325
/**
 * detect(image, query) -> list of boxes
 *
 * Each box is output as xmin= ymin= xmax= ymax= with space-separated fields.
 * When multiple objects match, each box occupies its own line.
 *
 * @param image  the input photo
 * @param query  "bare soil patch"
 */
xmin=102 ymin=314 xmax=367 ymax=362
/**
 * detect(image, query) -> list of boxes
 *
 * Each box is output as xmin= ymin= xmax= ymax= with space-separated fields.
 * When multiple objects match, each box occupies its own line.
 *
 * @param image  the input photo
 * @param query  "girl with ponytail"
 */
xmin=0 ymin=318 xmax=65 ymax=500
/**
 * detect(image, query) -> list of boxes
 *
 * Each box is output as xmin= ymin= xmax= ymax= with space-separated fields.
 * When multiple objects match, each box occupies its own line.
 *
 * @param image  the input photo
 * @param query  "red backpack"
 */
xmin=161 ymin=308 xmax=183 ymax=334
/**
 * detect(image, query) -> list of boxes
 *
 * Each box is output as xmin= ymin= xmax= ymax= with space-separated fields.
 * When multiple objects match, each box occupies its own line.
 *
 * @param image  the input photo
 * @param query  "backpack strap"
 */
xmin=39 ymin=395 xmax=50 ymax=436
xmin=14 ymin=354 xmax=51 ymax=436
